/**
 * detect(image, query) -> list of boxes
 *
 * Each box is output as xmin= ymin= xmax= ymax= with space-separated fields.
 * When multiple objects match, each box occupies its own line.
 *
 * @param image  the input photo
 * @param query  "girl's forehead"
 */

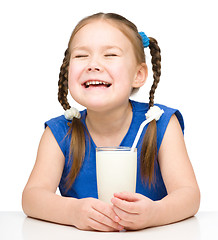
xmin=71 ymin=20 xmax=132 ymax=47
xmin=79 ymin=19 xmax=122 ymax=33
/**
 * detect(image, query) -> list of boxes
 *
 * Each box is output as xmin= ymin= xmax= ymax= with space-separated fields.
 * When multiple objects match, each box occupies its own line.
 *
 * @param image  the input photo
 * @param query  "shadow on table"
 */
xmin=22 ymin=215 xmax=201 ymax=240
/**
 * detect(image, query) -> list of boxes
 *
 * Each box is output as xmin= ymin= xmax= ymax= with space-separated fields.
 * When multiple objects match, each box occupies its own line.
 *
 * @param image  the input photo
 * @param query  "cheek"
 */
xmin=68 ymin=61 xmax=87 ymax=94
xmin=108 ymin=63 xmax=128 ymax=80
xmin=110 ymin=63 xmax=136 ymax=87
xmin=67 ymin=62 xmax=84 ymax=99
xmin=68 ymin=62 xmax=81 ymax=84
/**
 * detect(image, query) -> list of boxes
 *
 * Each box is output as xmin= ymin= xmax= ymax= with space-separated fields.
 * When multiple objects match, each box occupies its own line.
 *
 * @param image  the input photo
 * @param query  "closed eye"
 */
xmin=75 ymin=55 xmax=89 ymax=58
xmin=104 ymin=53 xmax=118 ymax=57
xmin=104 ymin=54 xmax=118 ymax=57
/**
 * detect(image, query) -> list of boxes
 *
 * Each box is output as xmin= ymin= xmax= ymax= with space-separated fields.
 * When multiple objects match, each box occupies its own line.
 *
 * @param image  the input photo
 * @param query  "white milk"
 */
xmin=96 ymin=147 xmax=137 ymax=204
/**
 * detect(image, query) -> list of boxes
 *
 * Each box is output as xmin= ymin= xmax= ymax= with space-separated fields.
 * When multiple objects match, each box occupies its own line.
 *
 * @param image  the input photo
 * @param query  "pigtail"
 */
xmin=58 ymin=49 xmax=86 ymax=191
xmin=58 ymin=49 xmax=71 ymax=110
xmin=140 ymin=37 xmax=161 ymax=186
xmin=148 ymin=38 xmax=161 ymax=108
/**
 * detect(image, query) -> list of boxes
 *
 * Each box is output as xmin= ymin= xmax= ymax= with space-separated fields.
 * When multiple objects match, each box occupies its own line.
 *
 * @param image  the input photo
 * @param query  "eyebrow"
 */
xmin=71 ymin=45 xmax=123 ymax=52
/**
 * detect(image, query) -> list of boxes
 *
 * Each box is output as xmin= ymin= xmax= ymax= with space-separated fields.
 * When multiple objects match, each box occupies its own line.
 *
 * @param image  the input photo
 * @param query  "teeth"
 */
xmin=85 ymin=81 xmax=110 ymax=86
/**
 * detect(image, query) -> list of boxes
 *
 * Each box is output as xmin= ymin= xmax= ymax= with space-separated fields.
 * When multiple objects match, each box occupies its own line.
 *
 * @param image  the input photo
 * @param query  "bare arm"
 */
xmin=111 ymin=114 xmax=200 ymax=230
xmin=22 ymin=127 xmax=123 ymax=231
xmin=154 ymin=114 xmax=200 ymax=225
xmin=22 ymin=127 xmax=75 ymax=225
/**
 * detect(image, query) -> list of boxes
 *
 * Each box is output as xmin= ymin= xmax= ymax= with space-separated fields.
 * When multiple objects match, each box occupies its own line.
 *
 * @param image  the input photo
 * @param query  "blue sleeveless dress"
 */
xmin=45 ymin=100 xmax=184 ymax=201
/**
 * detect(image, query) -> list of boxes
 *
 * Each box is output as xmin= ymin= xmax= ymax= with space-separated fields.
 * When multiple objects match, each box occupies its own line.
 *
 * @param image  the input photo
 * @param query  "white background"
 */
xmin=0 ymin=0 xmax=217 ymax=211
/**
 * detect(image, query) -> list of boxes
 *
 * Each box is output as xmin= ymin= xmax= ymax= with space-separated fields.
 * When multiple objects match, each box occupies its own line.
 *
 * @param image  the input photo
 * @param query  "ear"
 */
xmin=132 ymin=63 xmax=148 ymax=88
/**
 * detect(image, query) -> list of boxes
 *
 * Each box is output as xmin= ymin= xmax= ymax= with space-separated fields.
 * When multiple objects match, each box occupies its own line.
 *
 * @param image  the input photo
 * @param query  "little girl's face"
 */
xmin=68 ymin=20 xmax=142 ymax=112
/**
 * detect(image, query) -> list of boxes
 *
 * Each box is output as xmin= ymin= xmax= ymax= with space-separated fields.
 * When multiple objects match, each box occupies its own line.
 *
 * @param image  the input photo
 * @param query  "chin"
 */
xmin=85 ymin=103 xmax=111 ymax=112
xmin=76 ymin=97 xmax=112 ymax=111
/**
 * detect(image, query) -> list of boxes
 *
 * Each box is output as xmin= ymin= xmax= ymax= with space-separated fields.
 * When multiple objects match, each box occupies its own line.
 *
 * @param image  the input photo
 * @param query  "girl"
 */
xmin=22 ymin=12 xmax=200 ymax=232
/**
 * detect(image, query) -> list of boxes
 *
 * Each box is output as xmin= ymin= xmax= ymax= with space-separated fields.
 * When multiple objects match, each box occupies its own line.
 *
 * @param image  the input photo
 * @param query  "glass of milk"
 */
xmin=96 ymin=147 xmax=137 ymax=204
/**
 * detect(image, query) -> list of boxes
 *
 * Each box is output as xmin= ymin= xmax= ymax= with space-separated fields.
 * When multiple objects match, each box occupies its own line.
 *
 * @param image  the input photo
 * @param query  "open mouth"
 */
xmin=83 ymin=80 xmax=112 ymax=89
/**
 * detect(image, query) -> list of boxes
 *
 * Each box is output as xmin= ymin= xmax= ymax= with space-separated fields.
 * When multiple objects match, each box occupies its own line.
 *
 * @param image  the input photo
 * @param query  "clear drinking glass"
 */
xmin=96 ymin=147 xmax=137 ymax=204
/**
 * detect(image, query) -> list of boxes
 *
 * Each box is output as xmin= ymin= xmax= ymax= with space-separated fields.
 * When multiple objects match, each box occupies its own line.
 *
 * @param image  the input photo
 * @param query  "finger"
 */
xmin=88 ymin=217 xmax=119 ymax=232
xmin=115 ymin=218 xmax=134 ymax=230
xmin=113 ymin=205 xmax=137 ymax=223
xmin=91 ymin=207 xmax=124 ymax=231
xmin=111 ymin=197 xmax=139 ymax=214
xmin=113 ymin=192 xmax=141 ymax=202
xmin=93 ymin=201 xmax=121 ymax=222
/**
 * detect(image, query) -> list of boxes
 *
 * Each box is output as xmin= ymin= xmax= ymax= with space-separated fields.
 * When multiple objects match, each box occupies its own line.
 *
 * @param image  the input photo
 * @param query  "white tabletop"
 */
xmin=0 ymin=211 xmax=217 ymax=240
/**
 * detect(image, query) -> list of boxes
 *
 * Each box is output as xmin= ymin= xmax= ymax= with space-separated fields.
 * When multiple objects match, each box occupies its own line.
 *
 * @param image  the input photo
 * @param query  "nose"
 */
xmin=86 ymin=56 xmax=103 ymax=72
xmin=87 ymin=66 xmax=101 ymax=72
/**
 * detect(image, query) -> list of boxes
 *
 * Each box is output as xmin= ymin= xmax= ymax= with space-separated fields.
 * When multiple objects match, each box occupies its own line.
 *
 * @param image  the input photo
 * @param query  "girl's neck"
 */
xmin=85 ymin=101 xmax=133 ymax=147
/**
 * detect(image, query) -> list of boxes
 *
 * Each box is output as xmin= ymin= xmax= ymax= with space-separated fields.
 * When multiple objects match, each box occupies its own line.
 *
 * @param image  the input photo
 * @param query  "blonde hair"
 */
xmin=58 ymin=13 xmax=161 ymax=190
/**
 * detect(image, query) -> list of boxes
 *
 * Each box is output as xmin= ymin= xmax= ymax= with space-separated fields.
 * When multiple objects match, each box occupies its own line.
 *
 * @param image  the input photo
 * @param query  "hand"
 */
xmin=72 ymin=197 xmax=124 ymax=231
xmin=111 ymin=192 xmax=157 ymax=230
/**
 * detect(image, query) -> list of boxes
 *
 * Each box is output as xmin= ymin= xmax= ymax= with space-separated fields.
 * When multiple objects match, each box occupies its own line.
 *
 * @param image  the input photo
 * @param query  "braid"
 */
xmin=58 ymin=49 xmax=71 ymax=110
xmin=140 ymin=37 xmax=161 ymax=186
xmin=58 ymin=48 xmax=86 ymax=191
xmin=148 ymin=37 xmax=161 ymax=108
